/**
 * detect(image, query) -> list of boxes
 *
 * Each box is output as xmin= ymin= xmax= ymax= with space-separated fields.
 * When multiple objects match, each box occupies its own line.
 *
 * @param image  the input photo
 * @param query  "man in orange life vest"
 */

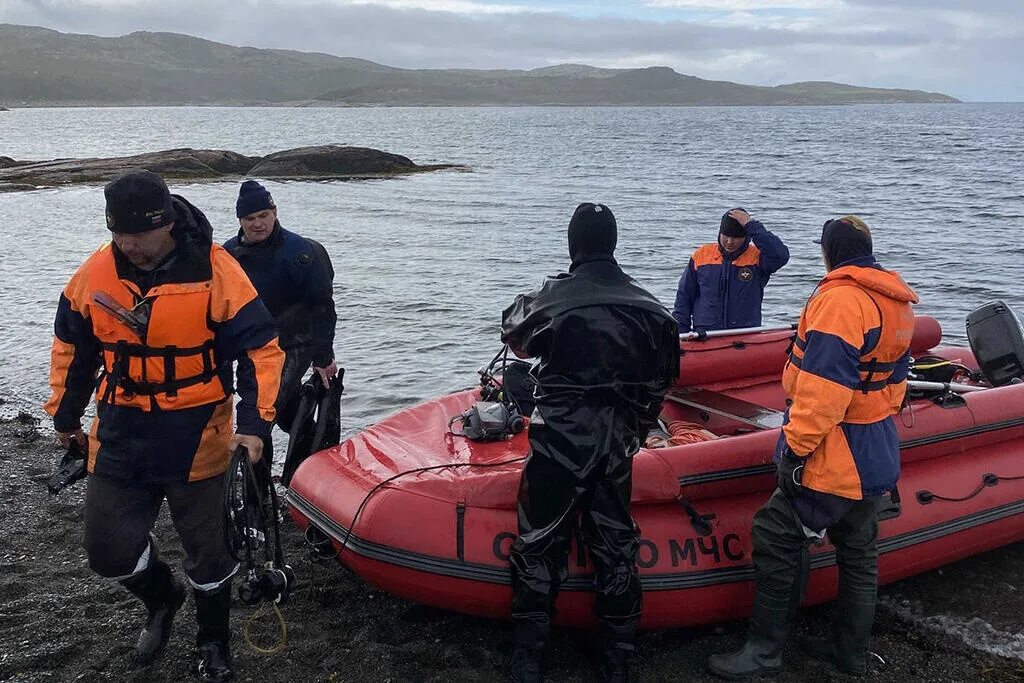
xmin=708 ymin=216 xmax=917 ymax=679
xmin=672 ymin=208 xmax=790 ymax=333
xmin=45 ymin=171 xmax=284 ymax=681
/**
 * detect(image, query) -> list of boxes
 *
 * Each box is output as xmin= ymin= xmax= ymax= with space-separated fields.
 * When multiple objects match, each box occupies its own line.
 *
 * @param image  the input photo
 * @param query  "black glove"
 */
xmin=47 ymin=440 xmax=88 ymax=495
xmin=776 ymin=444 xmax=805 ymax=499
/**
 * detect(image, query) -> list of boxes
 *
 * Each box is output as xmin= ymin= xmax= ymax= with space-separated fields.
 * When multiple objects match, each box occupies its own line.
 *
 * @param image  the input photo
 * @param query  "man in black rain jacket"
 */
xmin=501 ymin=203 xmax=679 ymax=682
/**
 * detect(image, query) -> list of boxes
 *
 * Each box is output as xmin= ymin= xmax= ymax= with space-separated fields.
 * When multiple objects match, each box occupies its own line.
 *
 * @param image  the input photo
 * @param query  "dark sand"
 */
xmin=1 ymin=413 xmax=1021 ymax=682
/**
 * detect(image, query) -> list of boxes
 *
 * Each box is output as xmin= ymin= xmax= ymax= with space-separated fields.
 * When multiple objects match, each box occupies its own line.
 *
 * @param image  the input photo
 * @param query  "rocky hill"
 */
xmin=0 ymin=24 xmax=959 ymax=107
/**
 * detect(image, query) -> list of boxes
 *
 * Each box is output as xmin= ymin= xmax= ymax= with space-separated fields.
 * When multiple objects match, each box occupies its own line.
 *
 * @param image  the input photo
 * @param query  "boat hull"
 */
xmin=287 ymin=330 xmax=1024 ymax=630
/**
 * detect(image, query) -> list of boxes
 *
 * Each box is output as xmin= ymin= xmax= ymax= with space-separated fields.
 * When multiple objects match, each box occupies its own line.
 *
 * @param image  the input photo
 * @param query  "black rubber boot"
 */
xmin=121 ymin=559 xmax=186 ymax=666
xmin=807 ymin=496 xmax=879 ymax=677
xmin=509 ymin=619 xmax=549 ymax=683
xmin=800 ymin=592 xmax=873 ymax=675
xmin=799 ymin=630 xmax=868 ymax=676
xmin=194 ymin=586 xmax=233 ymax=682
xmin=596 ymin=619 xmax=637 ymax=683
xmin=707 ymin=493 xmax=810 ymax=680
xmin=706 ymin=601 xmax=789 ymax=680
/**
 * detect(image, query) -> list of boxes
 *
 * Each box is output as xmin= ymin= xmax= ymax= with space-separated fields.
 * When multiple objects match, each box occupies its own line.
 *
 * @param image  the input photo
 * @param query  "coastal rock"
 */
xmin=0 ymin=145 xmax=456 ymax=191
xmin=249 ymin=145 xmax=417 ymax=178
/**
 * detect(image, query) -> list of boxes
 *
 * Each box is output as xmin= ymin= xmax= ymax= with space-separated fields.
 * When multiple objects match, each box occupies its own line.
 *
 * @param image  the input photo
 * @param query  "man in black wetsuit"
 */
xmin=501 ymin=203 xmax=680 ymax=682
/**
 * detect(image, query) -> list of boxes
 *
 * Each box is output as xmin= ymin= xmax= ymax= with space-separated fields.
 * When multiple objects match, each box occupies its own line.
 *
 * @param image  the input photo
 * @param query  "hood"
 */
xmin=170 ymin=195 xmax=213 ymax=249
xmin=568 ymin=202 xmax=617 ymax=270
xmin=824 ymin=261 xmax=919 ymax=304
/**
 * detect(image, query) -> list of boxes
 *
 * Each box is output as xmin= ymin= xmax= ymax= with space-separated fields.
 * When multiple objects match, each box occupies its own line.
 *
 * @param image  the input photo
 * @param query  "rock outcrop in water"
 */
xmin=0 ymin=145 xmax=459 ymax=192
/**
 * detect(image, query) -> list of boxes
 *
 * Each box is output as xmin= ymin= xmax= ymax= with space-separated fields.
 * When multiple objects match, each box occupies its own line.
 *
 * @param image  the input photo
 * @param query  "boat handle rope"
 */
xmin=311 ymin=457 xmax=528 ymax=563
xmin=916 ymin=472 xmax=1024 ymax=505
xmin=679 ymin=496 xmax=715 ymax=536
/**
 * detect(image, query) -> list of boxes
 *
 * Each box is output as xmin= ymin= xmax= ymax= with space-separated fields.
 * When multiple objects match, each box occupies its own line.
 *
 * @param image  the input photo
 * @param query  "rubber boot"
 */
xmin=801 ymin=590 xmax=874 ymax=675
xmin=194 ymin=586 xmax=233 ymax=682
xmin=596 ymin=619 xmax=637 ymax=683
xmin=509 ymin=619 xmax=549 ymax=683
xmin=799 ymin=636 xmax=849 ymax=673
xmin=706 ymin=597 xmax=790 ymax=680
xmin=121 ymin=559 xmax=186 ymax=666
xmin=707 ymin=517 xmax=809 ymax=679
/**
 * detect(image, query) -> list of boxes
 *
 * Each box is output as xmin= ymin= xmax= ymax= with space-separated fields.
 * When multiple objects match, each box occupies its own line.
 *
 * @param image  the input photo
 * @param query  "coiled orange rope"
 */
xmin=645 ymin=420 xmax=719 ymax=448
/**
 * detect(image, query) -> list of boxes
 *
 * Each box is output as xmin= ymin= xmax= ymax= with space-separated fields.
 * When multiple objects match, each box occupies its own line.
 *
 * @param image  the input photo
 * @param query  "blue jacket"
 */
xmin=672 ymin=220 xmax=789 ymax=332
xmin=224 ymin=223 xmax=336 ymax=367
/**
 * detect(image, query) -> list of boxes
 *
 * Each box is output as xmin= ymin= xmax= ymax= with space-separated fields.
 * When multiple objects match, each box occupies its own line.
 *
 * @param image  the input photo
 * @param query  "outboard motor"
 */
xmin=966 ymin=301 xmax=1024 ymax=386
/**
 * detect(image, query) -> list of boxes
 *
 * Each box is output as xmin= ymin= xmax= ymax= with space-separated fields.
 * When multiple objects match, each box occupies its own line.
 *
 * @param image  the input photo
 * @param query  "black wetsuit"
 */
xmin=501 ymin=257 xmax=678 ymax=639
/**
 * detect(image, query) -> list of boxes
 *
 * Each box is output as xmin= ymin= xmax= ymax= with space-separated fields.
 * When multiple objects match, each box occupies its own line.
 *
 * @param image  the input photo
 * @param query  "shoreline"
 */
xmin=1 ymin=413 xmax=1021 ymax=681
xmin=0 ymin=101 xmax=967 ymax=109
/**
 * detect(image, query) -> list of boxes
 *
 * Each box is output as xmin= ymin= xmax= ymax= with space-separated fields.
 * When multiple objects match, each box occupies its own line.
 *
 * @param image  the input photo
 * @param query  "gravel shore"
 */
xmin=1 ymin=413 xmax=1021 ymax=682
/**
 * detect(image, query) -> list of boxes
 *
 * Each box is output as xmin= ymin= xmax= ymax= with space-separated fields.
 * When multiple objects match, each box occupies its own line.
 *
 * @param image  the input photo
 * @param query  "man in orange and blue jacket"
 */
xmin=45 ymin=171 xmax=284 ymax=681
xmin=708 ymin=216 xmax=917 ymax=680
xmin=672 ymin=208 xmax=789 ymax=333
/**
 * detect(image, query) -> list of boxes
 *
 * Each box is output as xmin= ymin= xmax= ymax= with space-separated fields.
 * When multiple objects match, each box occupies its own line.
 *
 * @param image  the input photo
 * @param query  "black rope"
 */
xmin=916 ymin=472 xmax=1024 ymax=505
xmin=319 ymin=457 xmax=528 ymax=561
xmin=480 ymin=344 xmax=527 ymax=415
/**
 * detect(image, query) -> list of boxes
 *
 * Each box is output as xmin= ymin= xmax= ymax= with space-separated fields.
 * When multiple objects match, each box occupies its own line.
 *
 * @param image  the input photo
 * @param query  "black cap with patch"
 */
xmin=104 ymin=170 xmax=177 ymax=234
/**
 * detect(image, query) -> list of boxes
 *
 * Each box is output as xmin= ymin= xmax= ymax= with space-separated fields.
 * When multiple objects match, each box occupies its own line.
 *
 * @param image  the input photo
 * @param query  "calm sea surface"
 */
xmin=1 ymin=104 xmax=1022 ymax=435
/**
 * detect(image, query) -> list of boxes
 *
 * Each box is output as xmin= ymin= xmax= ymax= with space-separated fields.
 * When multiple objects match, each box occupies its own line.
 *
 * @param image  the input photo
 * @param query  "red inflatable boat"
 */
xmin=286 ymin=315 xmax=1024 ymax=629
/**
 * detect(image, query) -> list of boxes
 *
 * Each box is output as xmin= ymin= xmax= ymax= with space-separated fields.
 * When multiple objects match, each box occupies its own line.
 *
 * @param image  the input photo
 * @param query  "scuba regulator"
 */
xmin=224 ymin=446 xmax=294 ymax=606
xmin=449 ymin=400 xmax=525 ymax=442
xmin=448 ymin=345 xmax=534 ymax=442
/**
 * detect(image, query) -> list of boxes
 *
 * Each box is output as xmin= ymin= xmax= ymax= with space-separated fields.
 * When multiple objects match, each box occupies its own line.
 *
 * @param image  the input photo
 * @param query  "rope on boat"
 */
xmin=645 ymin=421 xmax=719 ymax=448
xmin=315 ymin=457 xmax=528 ymax=562
xmin=916 ymin=472 xmax=1024 ymax=505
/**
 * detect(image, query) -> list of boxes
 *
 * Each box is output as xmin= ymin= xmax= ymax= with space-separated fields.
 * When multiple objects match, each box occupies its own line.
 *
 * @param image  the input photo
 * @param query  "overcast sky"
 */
xmin=2 ymin=0 xmax=1021 ymax=101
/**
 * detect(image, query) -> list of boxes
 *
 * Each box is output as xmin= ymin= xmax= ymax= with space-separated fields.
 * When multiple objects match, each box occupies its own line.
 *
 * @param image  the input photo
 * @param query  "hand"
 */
xmin=57 ymin=428 xmax=87 ymax=450
xmin=727 ymin=209 xmax=751 ymax=227
xmin=230 ymin=433 xmax=264 ymax=464
xmin=776 ymin=444 xmax=804 ymax=498
xmin=314 ymin=361 xmax=338 ymax=384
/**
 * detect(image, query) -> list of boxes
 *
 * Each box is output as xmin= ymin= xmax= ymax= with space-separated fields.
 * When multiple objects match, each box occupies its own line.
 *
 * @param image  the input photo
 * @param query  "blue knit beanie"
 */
xmin=236 ymin=180 xmax=275 ymax=218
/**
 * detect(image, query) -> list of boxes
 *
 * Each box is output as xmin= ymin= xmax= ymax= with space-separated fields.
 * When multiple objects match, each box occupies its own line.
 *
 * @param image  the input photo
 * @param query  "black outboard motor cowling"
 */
xmin=966 ymin=301 xmax=1024 ymax=386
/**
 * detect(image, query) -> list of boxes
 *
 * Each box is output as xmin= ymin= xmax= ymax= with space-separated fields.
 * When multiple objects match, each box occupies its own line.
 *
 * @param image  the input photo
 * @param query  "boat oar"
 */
xmin=680 ymin=323 xmax=797 ymax=341
xmin=907 ymin=380 xmax=988 ymax=394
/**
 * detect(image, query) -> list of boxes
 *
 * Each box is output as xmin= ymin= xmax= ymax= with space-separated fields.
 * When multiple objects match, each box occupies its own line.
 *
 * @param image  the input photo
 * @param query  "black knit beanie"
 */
xmin=236 ymin=180 xmax=275 ymax=218
xmin=719 ymin=207 xmax=747 ymax=238
xmin=104 ymin=170 xmax=177 ymax=234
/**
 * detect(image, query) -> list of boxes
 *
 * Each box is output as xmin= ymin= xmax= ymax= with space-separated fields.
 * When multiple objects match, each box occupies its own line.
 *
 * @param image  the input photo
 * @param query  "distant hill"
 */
xmin=0 ymin=24 xmax=960 ymax=107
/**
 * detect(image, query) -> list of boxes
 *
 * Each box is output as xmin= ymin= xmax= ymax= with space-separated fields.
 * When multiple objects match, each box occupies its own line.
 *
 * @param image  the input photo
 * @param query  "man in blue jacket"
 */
xmin=224 ymin=180 xmax=338 ymax=476
xmin=672 ymin=209 xmax=789 ymax=333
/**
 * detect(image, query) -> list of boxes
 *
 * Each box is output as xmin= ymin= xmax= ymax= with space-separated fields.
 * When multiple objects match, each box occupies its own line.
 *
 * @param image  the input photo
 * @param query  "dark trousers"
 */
xmin=83 ymin=473 xmax=236 ymax=589
xmin=751 ymin=488 xmax=880 ymax=630
xmin=510 ymin=424 xmax=642 ymax=625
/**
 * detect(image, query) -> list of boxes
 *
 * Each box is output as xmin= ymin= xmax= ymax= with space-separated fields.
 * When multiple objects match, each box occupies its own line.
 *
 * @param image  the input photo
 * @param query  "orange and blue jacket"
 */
xmin=779 ymin=256 xmax=918 ymax=499
xmin=45 ymin=196 xmax=284 ymax=484
xmin=672 ymin=221 xmax=789 ymax=333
